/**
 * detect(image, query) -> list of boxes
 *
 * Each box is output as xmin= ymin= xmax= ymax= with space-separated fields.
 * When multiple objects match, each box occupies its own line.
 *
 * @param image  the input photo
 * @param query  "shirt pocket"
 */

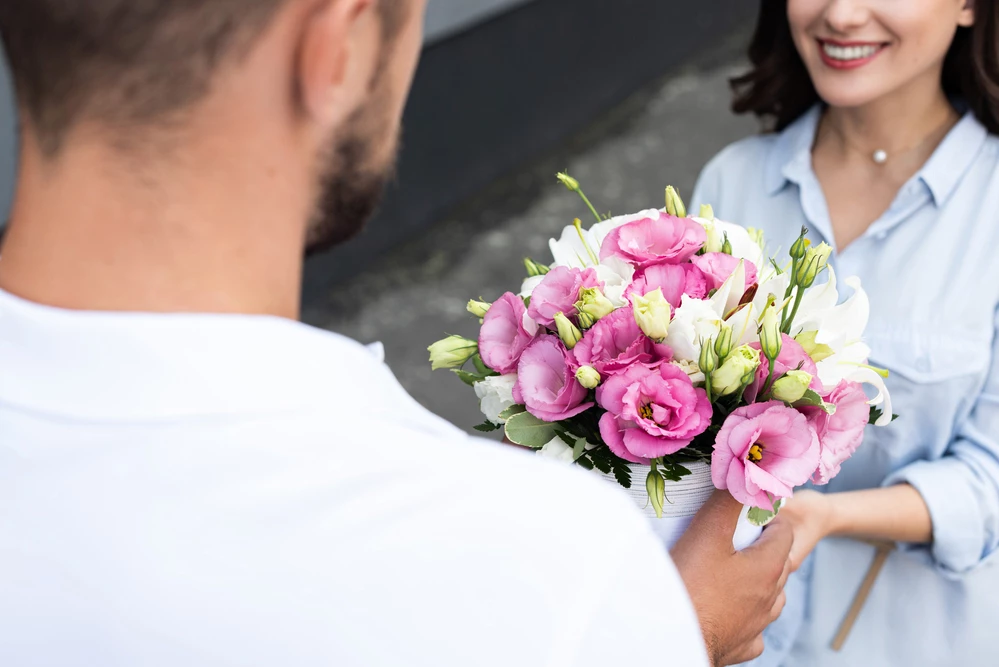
xmin=863 ymin=327 xmax=990 ymax=459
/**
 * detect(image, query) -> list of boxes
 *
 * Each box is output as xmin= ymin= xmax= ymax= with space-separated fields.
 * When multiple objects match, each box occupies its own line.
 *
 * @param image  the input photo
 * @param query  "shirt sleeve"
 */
xmin=884 ymin=306 xmax=999 ymax=576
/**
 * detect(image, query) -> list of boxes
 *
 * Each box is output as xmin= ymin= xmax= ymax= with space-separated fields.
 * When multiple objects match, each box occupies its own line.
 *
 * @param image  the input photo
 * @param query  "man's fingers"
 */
xmin=777 ymin=553 xmax=792 ymax=590
xmin=746 ymin=515 xmax=794 ymax=567
xmin=686 ymin=490 xmax=745 ymax=546
xmin=770 ymin=590 xmax=787 ymax=623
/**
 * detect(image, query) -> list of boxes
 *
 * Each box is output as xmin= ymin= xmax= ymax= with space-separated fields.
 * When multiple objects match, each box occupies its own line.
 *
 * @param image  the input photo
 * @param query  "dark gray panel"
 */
xmin=425 ymin=0 xmax=535 ymax=43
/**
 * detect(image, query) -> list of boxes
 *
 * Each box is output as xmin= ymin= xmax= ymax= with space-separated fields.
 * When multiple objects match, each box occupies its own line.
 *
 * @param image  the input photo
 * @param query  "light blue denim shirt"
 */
xmin=693 ymin=106 xmax=999 ymax=666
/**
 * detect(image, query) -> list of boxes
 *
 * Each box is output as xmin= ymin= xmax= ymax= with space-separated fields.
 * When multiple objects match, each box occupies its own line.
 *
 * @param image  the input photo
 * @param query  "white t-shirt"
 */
xmin=0 ymin=289 xmax=708 ymax=667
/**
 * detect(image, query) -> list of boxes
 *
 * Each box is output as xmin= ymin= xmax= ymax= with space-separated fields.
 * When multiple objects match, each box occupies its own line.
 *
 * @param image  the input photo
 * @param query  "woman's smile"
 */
xmin=817 ymin=38 xmax=888 ymax=69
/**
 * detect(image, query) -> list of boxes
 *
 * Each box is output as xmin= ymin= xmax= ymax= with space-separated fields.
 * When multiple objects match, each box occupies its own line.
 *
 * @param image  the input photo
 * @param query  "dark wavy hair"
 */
xmin=731 ymin=0 xmax=999 ymax=134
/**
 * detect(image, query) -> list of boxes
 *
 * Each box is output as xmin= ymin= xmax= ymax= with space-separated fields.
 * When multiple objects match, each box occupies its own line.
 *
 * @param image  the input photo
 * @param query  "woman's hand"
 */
xmin=778 ymin=490 xmax=837 ymax=572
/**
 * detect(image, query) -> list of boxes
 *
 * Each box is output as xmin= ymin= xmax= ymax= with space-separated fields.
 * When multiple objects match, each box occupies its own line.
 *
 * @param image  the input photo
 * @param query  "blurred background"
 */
xmin=0 ymin=0 xmax=760 ymax=433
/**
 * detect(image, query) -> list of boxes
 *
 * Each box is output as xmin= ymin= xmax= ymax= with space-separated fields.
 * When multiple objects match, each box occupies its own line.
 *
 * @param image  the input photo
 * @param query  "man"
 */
xmin=0 ymin=2 xmax=790 ymax=665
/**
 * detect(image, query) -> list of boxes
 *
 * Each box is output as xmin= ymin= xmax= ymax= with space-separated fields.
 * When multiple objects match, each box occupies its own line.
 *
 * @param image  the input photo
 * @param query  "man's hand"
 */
xmin=670 ymin=491 xmax=792 ymax=666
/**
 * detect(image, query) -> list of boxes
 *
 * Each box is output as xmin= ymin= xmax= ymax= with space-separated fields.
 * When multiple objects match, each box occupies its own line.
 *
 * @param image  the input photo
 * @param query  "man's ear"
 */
xmin=296 ymin=0 xmax=376 ymax=127
xmin=958 ymin=0 xmax=975 ymax=27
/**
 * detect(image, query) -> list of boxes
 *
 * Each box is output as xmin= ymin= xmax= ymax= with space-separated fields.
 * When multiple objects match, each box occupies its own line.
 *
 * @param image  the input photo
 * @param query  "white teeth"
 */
xmin=822 ymin=43 xmax=880 ymax=61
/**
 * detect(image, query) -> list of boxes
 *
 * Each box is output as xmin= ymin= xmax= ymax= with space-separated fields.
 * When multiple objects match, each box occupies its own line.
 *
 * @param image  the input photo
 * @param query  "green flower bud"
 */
xmin=467 ymin=299 xmax=491 ymax=319
xmin=701 ymin=219 xmax=724 ymax=254
xmin=428 ymin=335 xmax=479 ymax=371
xmin=721 ymin=234 xmax=733 ymax=256
xmin=575 ymin=365 xmax=602 ymax=389
xmin=665 ymin=185 xmax=687 ymax=218
xmin=699 ymin=204 xmax=715 ymax=221
xmin=795 ymin=242 xmax=832 ymax=288
xmin=576 ymin=286 xmax=615 ymax=322
xmin=524 ymin=258 xmax=550 ymax=277
xmin=772 ymin=370 xmax=813 ymax=403
xmin=759 ymin=305 xmax=783 ymax=362
xmin=699 ymin=338 xmax=718 ymax=375
xmin=631 ymin=288 xmax=672 ymax=342
xmin=714 ymin=324 xmax=734 ymax=360
xmin=789 ymin=228 xmax=810 ymax=260
xmin=556 ymin=172 xmax=580 ymax=192
xmin=577 ymin=312 xmax=597 ymax=330
xmin=711 ymin=345 xmax=761 ymax=397
xmin=554 ymin=312 xmax=583 ymax=350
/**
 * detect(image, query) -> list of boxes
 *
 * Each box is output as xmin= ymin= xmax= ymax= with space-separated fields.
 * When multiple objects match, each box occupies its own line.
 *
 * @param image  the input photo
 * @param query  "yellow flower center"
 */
xmin=748 ymin=443 xmax=765 ymax=464
xmin=639 ymin=404 xmax=654 ymax=421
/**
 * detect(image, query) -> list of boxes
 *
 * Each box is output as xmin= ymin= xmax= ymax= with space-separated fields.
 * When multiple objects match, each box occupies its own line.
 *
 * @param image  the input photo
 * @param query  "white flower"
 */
xmin=673 ymin=358 xmax=706 ymax=384
xmin=593 ymin=257 xmax=635 ymax=307
xmin=520 ymin=275 xmax=544 ymax=299
xmin=537 ymin=435 xmax=576 ymax=463
xmin=693 ymin=216 xmax=765 ymax=268
xmin=549 ymin=224 xmax=599 ymax=270
xmin=666 ymin=295 xmax=723 ymax=363
xmin=474 ymin=374 xmax=519 ymax=425
xmin=548 ymin=209 xmax=663 ymax=270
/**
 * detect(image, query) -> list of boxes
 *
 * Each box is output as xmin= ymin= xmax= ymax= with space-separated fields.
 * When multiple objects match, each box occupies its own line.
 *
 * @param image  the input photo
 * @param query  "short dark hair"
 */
xmin=731 ymin=0 xmax=999 ymax=135
xmin=0 ymin=1 xmax=405 ymax=156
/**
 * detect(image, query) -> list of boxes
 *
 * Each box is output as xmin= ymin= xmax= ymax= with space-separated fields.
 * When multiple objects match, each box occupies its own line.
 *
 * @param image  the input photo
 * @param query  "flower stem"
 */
xmin=576 ymin=188 xmax=603 ymax=225
xmin=574 ymin=218 xmax=600 ymax=265
xmin=782 ymin=287 xmax=805 ymax=335
xmin=704 ymin=373 xmax=714 ymax=405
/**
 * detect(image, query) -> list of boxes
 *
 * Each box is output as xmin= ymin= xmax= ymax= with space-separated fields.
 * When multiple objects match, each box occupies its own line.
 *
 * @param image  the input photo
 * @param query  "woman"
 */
xmin=692 ymin=0 xmax=999 ymax=665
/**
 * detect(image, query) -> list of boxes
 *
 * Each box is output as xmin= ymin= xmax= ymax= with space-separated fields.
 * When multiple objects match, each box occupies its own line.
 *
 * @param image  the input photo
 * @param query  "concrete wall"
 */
xmin=425 ymin=0 xmax=534 ymax=43
xmin=0 ymin=1 xmax=535 ymax=225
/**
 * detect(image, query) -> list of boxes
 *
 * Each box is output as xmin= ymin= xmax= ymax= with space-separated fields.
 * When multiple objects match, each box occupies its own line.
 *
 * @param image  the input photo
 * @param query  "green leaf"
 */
xmin=497 ymin=405 xmax=527 ymax=421
xmin=747 ymin=497 xmax=782 ymax=527
xmin=571 ymin=436 xmax=588 ymax=461
xmin=591 ymin=456 xmax=612 ymax=474
xmin=503 ymin=411 xmax=558 ymax=449
xmin=472 ymin=354 xmax=491 ymax=377
xmin=473 ymin=421 xmax=501 ymax=433
xmin=453 ymin=369 xmax=483 ymax=387
xmin=794 ymin=389 xmax=836 ymax=414
xmin=869 ymin=406 xmax=900 ymax=425
xmin=647 ymin=469 xmax=666 ymax=519
xmin=659 ymin=462 xmax=692 ymax=483
xmin=575 ymin=456 xmax=595 ymax=471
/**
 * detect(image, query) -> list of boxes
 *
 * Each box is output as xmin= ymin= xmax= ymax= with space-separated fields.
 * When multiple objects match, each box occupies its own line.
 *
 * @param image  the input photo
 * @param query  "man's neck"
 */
xmin=0 ymin=131 xmax=311 ymax=319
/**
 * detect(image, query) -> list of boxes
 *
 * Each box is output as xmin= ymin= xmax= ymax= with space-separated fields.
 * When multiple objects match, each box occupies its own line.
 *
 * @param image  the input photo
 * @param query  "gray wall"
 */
xmin=0 ymin=1 xmax=535 ymax=224
xmin=425 ymin=0 xmax=534 ymax=43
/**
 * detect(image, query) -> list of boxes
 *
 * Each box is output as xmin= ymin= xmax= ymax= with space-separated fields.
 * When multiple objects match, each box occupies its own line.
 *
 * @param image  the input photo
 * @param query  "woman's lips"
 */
xmin=817 ymin=39 xmax=887 ymax=70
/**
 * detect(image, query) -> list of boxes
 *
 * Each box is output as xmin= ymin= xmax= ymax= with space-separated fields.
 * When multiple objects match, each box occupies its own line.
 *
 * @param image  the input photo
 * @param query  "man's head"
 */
xmin=0 ymin=0 xmax=425 ymax=253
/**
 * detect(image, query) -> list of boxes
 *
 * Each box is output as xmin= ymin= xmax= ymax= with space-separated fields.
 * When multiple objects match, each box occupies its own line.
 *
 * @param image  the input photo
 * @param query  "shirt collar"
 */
xmin=763 ymin=105 xmax=990 ymax=207
xmin=0 ymin=288 xmax=390 ymax=422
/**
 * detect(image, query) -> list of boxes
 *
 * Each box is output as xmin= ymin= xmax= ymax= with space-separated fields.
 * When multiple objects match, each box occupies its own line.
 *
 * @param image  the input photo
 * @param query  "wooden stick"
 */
xmin=830 ymin=542 xmax=895 ymax=652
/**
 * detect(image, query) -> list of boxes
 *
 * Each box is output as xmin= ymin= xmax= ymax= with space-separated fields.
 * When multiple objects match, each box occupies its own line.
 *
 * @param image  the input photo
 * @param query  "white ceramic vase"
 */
xmin=602 ymin=461 xmax=762 ymax=551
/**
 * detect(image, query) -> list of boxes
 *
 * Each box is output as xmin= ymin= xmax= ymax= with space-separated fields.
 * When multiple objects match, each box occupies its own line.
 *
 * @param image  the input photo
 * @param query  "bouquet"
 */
xmin=429 ymin=174 xmax=895 ymax=535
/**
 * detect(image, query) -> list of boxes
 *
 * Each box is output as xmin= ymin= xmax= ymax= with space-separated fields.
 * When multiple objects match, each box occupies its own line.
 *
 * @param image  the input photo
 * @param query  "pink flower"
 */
xmin=596 ymin=363 xmax=712 ymax=464
xmin=514 ymin=335 xmax=594 ymax=422
xmin=479 ymin=292 xmax=538 ymax=374
xmin=527 ymin=266 xmax=602 ymax=326
xmin=625 ymin=263 xmax=708 ymax=306
xmin=712 ymin=401 xmax=820 ymax=509
xmin=745 ymin=335 xmax=824 ymax=403
xmin=808 ymin=381 xmax=870 ymax=485
xmin=572 ymin=307 xmax=671 ymax=377
xmin=690 ymin=252 xmax=758 ymax=292
xmin=599 ymin=213 xmax=706 ymax=268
